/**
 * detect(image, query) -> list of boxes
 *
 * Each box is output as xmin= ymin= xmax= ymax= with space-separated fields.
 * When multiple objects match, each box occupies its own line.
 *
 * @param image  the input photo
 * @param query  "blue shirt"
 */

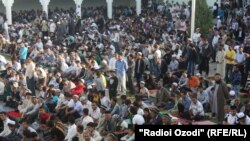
xmin=115 ymin=60 xmax=128 ymax=77
xmin=19 ymin=47 xmax=28 ymax=60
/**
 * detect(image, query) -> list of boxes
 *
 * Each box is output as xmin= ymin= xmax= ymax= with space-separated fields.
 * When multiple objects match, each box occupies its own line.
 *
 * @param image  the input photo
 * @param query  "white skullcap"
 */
xmin=80 ymin=96 xmax=87 ymax=101
xmin=196 ymin=73 xmax=201 ymax=76
xmin=172 ymin=54 xmax=177 ymax=58
xmin=80 ymin=79 xmax=85 ymax=83
xmin=229 ymin=90 xmax=236 ymax=96
xmin=87 ymin=85 xmax=93 ymax=89
xmin=13 ymin=82 xmax=19 ymax=88
xmin=172 ymin=82 xmax=178 ymax=87
xmin=237 ymin=112 xmax=245 ymax=119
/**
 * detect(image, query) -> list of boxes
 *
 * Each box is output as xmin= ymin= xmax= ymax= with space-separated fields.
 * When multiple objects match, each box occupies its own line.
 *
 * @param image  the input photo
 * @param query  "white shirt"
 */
xmin=36 ymin=42 xmax=43 ymax=52
xmin=65 ymin=124 xmax=77 ymax=141
xmin=189 ymin=101 xmax=205 ymax=116
xmin=132 ymin=114 xmax=145 ymax=125
xmin=0 ymin=118 xmax=14 ymax=137
xmin=12 ymin=61 xmax=21 ymax=71
xmin=25 ymin=62 xmax=36 ymax=78
xmin=73 ymin=101 xmax=84 ymax=116
xmin=154 ymin=49 xmax=161 ymax=59
xmin=49 ymin=22 xmax=56 ymax=33
xmin=227 ymin=114 xmax=238 ymax=125
xmin=55 ymin=93 xmax=65 ymax=108
xmin=60 ymin=60 xmax=69 ymax=73
xmin=137 ymin=108 xmax=144 ymax=116
xmin=109 ymin=57 xmax=117 ymax=70
xmin=82 ymin=100 xmax=92 ymax=111
xmin=192 ymin=32 xmax=201 ymax=43
xmin=212 ymin=35 xmax=220 ymax=47
xmin=100 ymin=96 xmax=111 ymax=109
xmin=82 ymin=115 xmax=94 ymax=129
xmin=90 ymin=107 xmax=101 ymax=120
xmin=245 ymin=116 xmax=250 ymax=125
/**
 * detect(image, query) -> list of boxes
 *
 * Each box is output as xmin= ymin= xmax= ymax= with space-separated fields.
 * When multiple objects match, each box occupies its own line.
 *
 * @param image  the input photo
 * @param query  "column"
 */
xmin=106 ymin=0 xmax=113 ymax=19
xmin=39 ymin=0 xmax=50 ymax=17
xmin=2 ymin=0 xmax=14 ymax=25
xmin=217 ymin=0 xmax=221 ymax=7
xmin=135 ymin=0 xmax=142 ymax=16
xmin=190 ymin=0 xmax=196 ymax=39
xmin=74 ymin=0 xmax=84 ymax=18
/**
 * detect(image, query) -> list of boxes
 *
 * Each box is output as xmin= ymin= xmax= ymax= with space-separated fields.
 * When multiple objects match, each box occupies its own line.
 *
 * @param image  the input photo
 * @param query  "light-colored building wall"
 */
xmin=0 ymin=0 xmax=215 ymax=14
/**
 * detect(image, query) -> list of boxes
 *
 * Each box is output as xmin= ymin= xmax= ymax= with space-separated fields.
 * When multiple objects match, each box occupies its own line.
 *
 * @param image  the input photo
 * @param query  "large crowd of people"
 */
xmin=0 ymin=0 xmax=249 ymax=141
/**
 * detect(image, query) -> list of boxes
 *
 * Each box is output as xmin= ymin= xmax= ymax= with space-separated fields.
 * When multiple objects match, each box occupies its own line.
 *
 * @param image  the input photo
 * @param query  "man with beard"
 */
xmin=212 ymin=73 xmax=229 ymax=124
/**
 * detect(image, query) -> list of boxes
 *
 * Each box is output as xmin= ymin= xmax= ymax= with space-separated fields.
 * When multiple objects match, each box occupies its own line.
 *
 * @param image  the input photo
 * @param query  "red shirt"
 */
xmin=39 ymin=112 xmax=50 ymax=124
xmin=69 ymin=84 xmax=85 ymax=95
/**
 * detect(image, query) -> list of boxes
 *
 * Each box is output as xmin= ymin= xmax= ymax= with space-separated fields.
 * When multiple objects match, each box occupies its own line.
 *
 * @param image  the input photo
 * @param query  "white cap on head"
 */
xmin=17 ymin=39 xmax=22 ymax=43
xmin=13 ymin=82 xmax=19 ymax=88
xmin=80 ymin=96 xmax=87 ymax=101
xmin=229 ymin=90 xmax=236 ymax=96
xmin=80 ymin=79 xmax=85 ymax=83
xmin=87 ymin=85 xmax=93 ymax=89
xmin=137 ymin=52 xmax=142 ymax=56
xmin=140 ymin=81 xmax=145 ymax=84
xmin=237 ymin=112 xmax=245 ymax=119
xmin=196 ymin=73 xmax=201 ymax=77
xmin=172 ymin=54 xmax=177 ymax=58
xmin=172 ymin=82 xmax=178 ymax=87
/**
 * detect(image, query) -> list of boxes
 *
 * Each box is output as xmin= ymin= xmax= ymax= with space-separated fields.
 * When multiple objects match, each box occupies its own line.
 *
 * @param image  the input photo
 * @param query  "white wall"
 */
xmin=0 ymin=0 xmax=215 ymax=14
xmin=0 ymin=0 xmax=134 ymax=13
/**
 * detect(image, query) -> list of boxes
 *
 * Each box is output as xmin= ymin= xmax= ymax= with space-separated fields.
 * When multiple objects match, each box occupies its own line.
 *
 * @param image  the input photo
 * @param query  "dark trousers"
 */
xmin=199 ymin=56 xmax=210 ymax=75
xmin=27 ymin=77 xmax=36 ymax=95
xmin=127 ymin=74 xmax=135 ymax=95
xmin=109 ymin=89 xmax=117 ymax=99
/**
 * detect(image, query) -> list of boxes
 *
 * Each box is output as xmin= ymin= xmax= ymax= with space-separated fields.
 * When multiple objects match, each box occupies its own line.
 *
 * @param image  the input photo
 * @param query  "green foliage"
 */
xmin=195 ymin=0 xmax=213 ymax=36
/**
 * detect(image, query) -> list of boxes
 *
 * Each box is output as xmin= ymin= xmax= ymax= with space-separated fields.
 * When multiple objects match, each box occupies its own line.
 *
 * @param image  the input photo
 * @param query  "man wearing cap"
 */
xmin=138 ymin=81 xmax=150 ymax=100
xmin=237 ymin=112 xmax=250 ymax=125
xmin=65 ymin=95 xmax=83 ymax=120
xmin=80 ymin=96 xmax=92 ymax=110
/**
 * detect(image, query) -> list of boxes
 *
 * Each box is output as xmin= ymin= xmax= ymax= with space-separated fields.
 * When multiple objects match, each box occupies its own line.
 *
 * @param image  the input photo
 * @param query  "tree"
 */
xmin=195 ymin=0 xmax=213 ymax=36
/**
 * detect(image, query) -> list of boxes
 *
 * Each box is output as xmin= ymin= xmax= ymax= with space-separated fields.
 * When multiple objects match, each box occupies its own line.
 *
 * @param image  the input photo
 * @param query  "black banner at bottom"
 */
xmin=135 ymin=125 xmax=250 ymax=140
